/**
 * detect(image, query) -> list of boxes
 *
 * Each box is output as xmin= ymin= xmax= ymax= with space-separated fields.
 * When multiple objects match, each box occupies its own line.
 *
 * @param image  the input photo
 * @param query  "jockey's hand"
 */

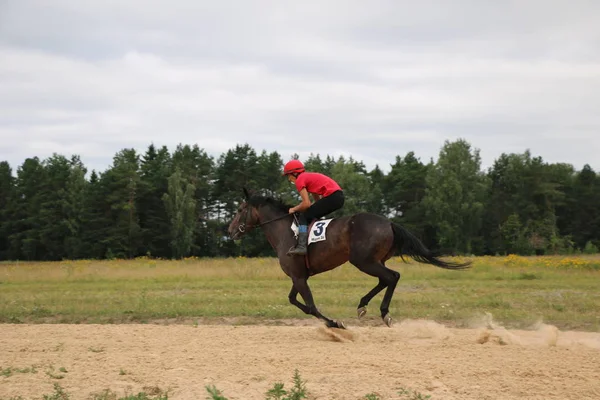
xmin=288 ymin=208 xmax=295 ymax=214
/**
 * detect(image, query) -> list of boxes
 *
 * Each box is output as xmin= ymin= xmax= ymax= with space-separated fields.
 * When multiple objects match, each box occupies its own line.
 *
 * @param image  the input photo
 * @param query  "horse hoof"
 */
xmin=383 ymin=313 xmax=393 ymax=327
xmin=325 ymin=320 xmax=345 ymax=329
xmin=357 ymin=306 xmax=367 ymax=319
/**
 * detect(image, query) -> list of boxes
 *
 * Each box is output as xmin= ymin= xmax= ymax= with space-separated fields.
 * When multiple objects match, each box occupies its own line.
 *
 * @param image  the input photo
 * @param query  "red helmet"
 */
xmin=282 ymin=160 xmax=305 ymax=176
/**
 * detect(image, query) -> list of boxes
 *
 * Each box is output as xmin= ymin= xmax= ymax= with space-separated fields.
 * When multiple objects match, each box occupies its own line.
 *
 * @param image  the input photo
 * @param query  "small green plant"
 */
xmin=90 ymin=389 xmax=117 ymax=400
xmin=265 ymin=369 xmax=307 ymax=400
xmin=398 ymin=386 xmax=432 ymax=400
xmin=18 ymin=365 xmax=38 ymax=374
xmin=0 ymin=365 xmax=38 ymax=377
xmin=265 ymin=383 xmax=286 ymax=400
xmin=118 ymin=393 xmax=168 ymax=400
xmin=46 ymin=371 xmax=65 ymax=379
xmin=90 ymin=389 xmax=168 ymax=400
xmin=205 ymin=370 xmax=308 ymax=400
xmin=46 ymin=365 xmax=66 ymax=380
xmin=42 ymin=383 xmax=70 ymax=400
xmin=364 ymin=393 xmax=381 ymax=400
xmin=88 ymin=346 xmax=105 ymax=353
xmin=205 ymin=385 xmax=228 ymax=400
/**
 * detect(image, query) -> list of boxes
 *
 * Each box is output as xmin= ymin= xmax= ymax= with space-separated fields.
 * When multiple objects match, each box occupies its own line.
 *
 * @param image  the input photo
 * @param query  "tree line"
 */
xmin=1 ymin=139 xmax=599 ymax=261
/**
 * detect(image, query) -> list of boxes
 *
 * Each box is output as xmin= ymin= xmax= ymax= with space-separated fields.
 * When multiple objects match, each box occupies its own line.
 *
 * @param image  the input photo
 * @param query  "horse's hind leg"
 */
xmin=379 ymin=264 xmax=401 ymax=327
xmin=350 ymin=259 xmax=400 ymax=327
xmin=357 ymin=277 xmax=386 ymax=317
xmin=292 ymin=277 xmax=345 ymax=329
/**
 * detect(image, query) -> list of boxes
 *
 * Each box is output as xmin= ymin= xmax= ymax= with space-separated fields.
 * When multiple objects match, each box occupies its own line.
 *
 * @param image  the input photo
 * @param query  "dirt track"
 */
xmin=1 ymin=317 xmax=599 ymax=400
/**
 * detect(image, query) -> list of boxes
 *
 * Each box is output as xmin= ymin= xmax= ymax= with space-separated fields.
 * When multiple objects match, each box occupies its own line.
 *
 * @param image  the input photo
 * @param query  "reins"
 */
xmin=257 ymin=213 xmax=292 ymax=227
xmin=236 ymin=207 xmax=293 ymax=234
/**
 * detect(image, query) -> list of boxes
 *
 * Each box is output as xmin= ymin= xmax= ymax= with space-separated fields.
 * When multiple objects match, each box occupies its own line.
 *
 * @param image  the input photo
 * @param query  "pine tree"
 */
xmin=162 ymin=169 xmax=197 ymax=259
xmin=382 ymin=152 xmax=430 ymax=238
xmin=566 ymin=164 xmax=600 ymax=249
xmin=0 ymin=161 xmax=15 ymax=260
xmin=212 ymin=144 xmax=261 ymax=256
xmin=63 ymin=156 xmax=88 ymax=259
xmin=80 ymin=170 xmax=110 ymax=259
xmin=171 ymin=144 xmax=215 ymax=256
xmin=38 ymin=154 xmax=72 ymax=260
xmin=138 ymin=144 xmax=172 ymax=257
xmin=9 ymin=157 xmax=46 ymax=260
xmin=484 ymin=151 xmax=571 ymax=255
xmin=102 ymin=149 xmax=143 ymax=258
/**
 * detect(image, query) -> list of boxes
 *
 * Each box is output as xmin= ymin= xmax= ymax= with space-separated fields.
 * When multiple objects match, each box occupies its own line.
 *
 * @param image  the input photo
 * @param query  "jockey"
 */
xmin=282 ymin=159 xmax=345 ymax=256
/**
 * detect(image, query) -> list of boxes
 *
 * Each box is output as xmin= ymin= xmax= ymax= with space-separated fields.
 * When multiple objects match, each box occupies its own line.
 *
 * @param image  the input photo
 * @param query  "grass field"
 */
xmin=1 ymin=254 xmax=599 ymax=331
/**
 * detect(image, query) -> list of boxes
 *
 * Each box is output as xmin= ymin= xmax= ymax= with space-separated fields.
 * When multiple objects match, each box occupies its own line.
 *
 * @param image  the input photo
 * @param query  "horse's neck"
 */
xmin=258 ymin=208 xmax=294 ymax=250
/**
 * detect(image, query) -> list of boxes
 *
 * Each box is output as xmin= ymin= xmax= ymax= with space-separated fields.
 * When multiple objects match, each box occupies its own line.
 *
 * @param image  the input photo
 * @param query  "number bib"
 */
xmin=291 ymin=219 xmax=334 ymax=244
xmin=308 ymin=219 xmax=333 ymax=243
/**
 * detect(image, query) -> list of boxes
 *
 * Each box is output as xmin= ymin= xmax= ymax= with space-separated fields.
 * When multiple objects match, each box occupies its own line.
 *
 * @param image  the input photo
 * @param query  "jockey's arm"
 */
xmin=289 ymin=188 xmax=312 ymax=213
xmin=311 ymin=193 xmax=322 ymax=202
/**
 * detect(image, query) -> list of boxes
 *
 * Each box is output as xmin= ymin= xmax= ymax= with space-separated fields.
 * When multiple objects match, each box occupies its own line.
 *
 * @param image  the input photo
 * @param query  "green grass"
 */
xmin=12 ymin=384 xmax=170 ymax=400
xmin=1 ymin=255 xmax=599 ymax=331
xmin=89 ymin=388 xmax=169 ymax=400
xmin=205 ymin=369 xmax=307 ymax=400
xmin=1 ymin=371 xmax=415 ymax=400
xmin=1 ymin=365 xmax=38 ymax=377
xmin=204 ymin=370 xmax=433 ymax=400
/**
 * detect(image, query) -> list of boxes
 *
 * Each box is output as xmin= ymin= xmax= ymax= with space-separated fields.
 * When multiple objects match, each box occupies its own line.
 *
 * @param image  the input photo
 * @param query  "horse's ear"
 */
xmin=243 ymin=187 xmax=250 ymax=199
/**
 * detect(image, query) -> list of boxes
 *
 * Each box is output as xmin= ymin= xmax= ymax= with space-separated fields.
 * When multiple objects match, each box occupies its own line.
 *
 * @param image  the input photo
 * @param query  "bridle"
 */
xmin=234 ymin=203 xmax=293 ymax=236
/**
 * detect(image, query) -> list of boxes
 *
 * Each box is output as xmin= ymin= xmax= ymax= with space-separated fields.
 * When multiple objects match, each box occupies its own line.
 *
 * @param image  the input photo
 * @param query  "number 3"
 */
xmin=313 ymin=221 xmax=326 ymax=236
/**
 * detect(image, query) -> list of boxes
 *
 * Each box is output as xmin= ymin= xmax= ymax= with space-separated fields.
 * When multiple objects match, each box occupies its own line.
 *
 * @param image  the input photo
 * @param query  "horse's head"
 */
xmin=227 ymin=188 xmax=260 ymax=240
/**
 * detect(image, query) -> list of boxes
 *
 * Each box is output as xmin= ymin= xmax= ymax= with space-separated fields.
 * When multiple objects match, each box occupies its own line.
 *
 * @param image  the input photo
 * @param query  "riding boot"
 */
xmin=287 ymin=226 xmax=308 ymax=256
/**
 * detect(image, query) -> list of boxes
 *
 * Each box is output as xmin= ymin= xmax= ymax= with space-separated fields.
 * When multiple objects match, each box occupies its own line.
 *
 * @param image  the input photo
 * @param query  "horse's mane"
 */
xmin=247 ymin=194 xmax=293 ymax=214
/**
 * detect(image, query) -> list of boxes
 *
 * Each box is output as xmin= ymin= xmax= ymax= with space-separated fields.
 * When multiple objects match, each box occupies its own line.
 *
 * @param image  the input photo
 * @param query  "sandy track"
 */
xmin=1 ymin=318 xmax=599 ymax=400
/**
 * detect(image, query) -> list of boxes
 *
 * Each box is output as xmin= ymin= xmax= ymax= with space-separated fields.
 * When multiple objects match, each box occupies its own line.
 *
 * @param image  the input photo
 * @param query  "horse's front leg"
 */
xmin=292 ymin=277 xmax=346 ymax=329
xmin=288 ymin=286 xmax=310 ymax=314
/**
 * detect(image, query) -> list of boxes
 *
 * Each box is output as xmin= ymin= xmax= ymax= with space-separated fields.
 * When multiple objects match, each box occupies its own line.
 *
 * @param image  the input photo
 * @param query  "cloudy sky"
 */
xmin=1 ymin=0 xmax=599 ymax=175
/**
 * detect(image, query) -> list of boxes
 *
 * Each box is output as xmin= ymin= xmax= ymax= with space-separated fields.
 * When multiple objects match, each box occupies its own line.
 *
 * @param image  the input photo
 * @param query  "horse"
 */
xmin=227 ymin=188 xmax=471 ymax=329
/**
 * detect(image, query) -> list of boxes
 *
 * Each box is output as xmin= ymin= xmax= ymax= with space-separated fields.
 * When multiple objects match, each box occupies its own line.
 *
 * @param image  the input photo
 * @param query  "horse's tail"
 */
xmin=391 ymin=223 xmax=471 ymax=270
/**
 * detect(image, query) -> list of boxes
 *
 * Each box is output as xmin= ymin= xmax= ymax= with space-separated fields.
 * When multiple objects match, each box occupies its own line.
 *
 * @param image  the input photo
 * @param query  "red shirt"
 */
xmin=295 ymin=172 xmax=342 ymax=197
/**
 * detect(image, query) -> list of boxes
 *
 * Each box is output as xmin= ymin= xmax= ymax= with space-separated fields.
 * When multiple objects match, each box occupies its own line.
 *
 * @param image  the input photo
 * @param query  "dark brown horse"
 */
xmin=228 ymin=188 xmax=471 ymax=329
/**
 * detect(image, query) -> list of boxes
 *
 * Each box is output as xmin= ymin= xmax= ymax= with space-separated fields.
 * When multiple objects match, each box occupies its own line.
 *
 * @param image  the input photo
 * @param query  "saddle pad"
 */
xmin=290 ymin=218 xmax=334 ymax=244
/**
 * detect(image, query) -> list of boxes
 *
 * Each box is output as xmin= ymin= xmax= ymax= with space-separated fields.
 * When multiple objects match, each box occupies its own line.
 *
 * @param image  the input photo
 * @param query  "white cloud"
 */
xmin=1 ymin=0 xmax=600 ymax=175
